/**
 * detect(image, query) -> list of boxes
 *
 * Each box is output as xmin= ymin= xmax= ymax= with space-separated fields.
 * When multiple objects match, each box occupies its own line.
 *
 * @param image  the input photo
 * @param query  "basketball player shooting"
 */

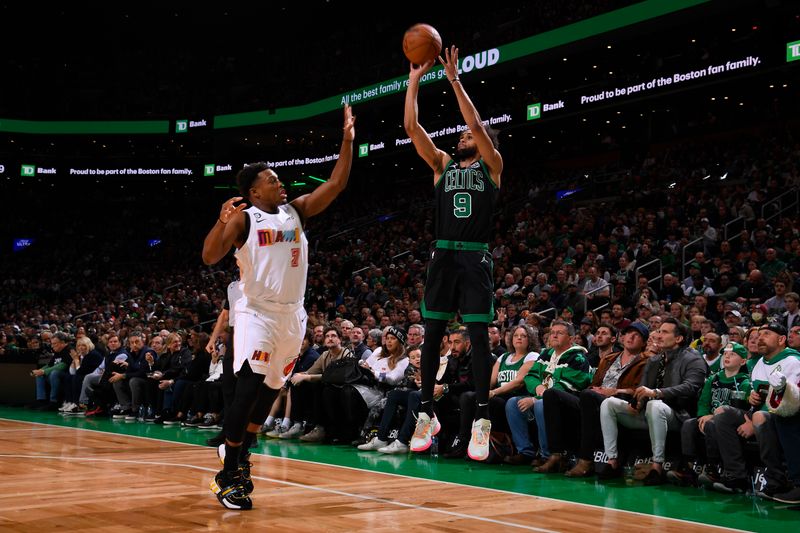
xmin=404 ymin=45 xmax=503 ymax=461
xmin=201 ymin=104 xmax=355 ymax=510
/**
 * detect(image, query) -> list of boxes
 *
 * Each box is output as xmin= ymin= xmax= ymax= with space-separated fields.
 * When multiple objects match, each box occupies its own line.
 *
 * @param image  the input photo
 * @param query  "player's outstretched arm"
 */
xmin=440 ymin=45 xmax=503 ymax=185
xmin=292 ymin=105 xmax=355 ymax=220
xmin=404 ymin=59 xmax=449 ymax=181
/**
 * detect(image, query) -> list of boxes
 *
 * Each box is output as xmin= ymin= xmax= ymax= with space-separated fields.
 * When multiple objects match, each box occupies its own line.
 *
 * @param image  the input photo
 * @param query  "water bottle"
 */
xmin=379 ymin=372 xmax=386 ymax=383
xmin=430 ymin=435 xmax=439 ymax=459
xmin=137 ymin=405 xmax=145 ymax=422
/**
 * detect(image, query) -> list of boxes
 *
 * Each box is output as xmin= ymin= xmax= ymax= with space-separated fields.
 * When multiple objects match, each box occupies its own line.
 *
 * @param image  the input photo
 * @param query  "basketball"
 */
xmin=403 ymin=23 xmax=442 ymax=65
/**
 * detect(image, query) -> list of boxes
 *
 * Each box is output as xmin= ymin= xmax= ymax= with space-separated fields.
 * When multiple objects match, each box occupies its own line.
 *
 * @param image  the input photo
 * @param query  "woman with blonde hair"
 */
xmin=62 ymin=336 xmax=103 ymax=414
xmin=670 ymin=302 xmax=689 ymax=326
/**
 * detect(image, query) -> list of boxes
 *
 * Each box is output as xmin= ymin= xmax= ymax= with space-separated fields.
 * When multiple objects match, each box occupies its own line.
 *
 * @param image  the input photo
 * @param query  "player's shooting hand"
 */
xmin=219 ymin=197 xmax=246 ymax=224
xmin=409 ymin=58 xmax=435 ymax=81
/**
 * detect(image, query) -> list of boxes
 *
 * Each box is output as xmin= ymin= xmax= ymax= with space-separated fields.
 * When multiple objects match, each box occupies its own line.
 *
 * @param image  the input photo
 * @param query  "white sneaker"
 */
xmin=279 ymin=423 xmax=304 ymax=439
xmin=260 ymin=418 xmax=278 ymax=434
xmin=409 ymin=413 xmax=441 ymax=452
xmin=357 ymin=436 xmax=388 ymax=451
xmin=467 ymin=418 xmax=492 ymax=461
xmin=265 ymin=426 xmax=285 ymax=438
xmin=378 ymin=440 xmax=409 ymax=454
xmin=59 ymin=402 xmax=75 ymax=413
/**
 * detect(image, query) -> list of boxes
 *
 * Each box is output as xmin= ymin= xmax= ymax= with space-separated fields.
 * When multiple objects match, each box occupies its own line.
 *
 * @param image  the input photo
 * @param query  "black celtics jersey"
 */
xmin=434 ymin=158 xmax=498 ymax=244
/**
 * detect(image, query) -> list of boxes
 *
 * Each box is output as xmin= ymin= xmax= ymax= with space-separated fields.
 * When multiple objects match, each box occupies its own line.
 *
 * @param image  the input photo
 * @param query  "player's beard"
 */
xmin=454 ymin=145 xmax=477 ymax=161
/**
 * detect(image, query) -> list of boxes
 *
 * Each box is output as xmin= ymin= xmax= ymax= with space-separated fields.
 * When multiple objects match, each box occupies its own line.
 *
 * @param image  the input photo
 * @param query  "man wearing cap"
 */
xmin=667 ymin=342 xmax=751 ymax=486
xmin=723 ymin=310 xmax=743 ymax=330
xmin=682 ymin=262 xmax=710 ymax=292
xmin=599 ymin=318 xmax=707 ymax=484
xmin=684 ymin=275 xmax=715 ymax=299
xmin=708 ymin=322 xmax=800 ymax=494
xmin=544 ymin=322 xmax=648 ymax=477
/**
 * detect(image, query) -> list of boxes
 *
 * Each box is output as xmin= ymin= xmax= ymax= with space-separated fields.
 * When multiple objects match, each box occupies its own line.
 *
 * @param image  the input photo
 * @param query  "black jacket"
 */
xmin=640 ymin=346 xmax=707 ymax=420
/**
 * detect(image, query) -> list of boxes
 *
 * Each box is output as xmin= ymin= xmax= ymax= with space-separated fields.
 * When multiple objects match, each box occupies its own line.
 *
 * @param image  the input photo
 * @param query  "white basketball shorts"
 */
xmin=233 ymin=305 xmax=307 ymax=389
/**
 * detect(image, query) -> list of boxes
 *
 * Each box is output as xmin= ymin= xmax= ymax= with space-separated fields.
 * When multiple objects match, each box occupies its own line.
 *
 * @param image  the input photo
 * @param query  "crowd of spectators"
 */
xmin=2 ymin=122 xmax=799 ymax=503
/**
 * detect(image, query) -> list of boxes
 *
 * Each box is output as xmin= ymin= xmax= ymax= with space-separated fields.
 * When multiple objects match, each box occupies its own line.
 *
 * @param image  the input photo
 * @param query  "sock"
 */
xmin=476 ymin=402 xmax=489 ymax=420
xmin=224 ymin=443 xmax=241 ymax=472
xmin=240 ymin=432 xmax=256 ymax=462
xmin=420 ymin=400 xmax=434 ymax=417
xmin=281 ymin=418 xmax=292 ymax=430
xmin=265 ymin=415 xmax=275 ymax=427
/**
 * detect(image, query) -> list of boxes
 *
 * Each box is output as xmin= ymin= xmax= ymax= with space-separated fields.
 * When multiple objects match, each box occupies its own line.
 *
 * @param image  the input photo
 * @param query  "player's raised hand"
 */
xmin=342 ymin=104 xmax=356 ymax=142
xmin=219 ymin=196 xmax=247 ymax=224
xmin=438 ymin=45 xmax=459 ymax=82
xmin=409 ymin=58 xmax=435 ymax=81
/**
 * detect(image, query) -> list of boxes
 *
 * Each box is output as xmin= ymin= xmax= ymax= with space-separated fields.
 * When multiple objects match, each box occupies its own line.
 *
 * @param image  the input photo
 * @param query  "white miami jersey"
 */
xmin=235 ymin=203 xmax=308 ymax=311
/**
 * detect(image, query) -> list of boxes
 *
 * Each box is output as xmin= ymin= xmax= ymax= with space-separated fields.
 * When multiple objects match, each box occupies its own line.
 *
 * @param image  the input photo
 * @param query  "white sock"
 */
xmin=265 ymin=415 xmax=275 ymax=427
xmin=281 ymin=418 xmax=292 ymax=430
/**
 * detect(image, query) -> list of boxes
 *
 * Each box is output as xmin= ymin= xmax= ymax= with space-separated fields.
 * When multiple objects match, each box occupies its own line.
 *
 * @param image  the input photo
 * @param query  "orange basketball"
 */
xmin=403 ymin=23 xmax=442 ymax=65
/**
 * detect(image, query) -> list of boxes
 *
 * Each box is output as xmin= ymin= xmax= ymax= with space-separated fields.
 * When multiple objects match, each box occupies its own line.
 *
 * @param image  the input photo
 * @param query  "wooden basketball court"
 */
xmin=0 ymin=418 xmax=751 ymax=532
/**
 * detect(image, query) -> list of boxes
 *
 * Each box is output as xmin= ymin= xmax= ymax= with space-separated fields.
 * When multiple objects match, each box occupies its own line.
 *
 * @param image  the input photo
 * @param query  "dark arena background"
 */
xmin=1 ymin=1 xmax=799 ymax=531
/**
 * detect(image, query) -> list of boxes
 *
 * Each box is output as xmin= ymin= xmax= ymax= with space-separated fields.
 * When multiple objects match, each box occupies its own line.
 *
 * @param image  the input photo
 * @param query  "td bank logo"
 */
xmin=204 ymin=164 xmax=215 ymax=177
xmin=527 ymin=103 xmax=541 ymax=121
xmin=175 ymin=120 xmax=188 ymax=133
xmin=21 ymin=164 xmax=36 ymax=176
xmin=787 ymin=40 xmax=800 ymax=62
xmin=358 ymin=143 xmax=369 ymax=158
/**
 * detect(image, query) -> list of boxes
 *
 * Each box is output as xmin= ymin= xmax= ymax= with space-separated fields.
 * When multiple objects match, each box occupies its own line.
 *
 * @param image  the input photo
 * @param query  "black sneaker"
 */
xmin=596 ymin=463 xmax=622 ymax=480
xmin=712 ymin=476 xmax=748 ymax=494
xmin=666 ymin=468 xmax=697 ymax=487
xmin=163 ymin=415 xmax=184 ymax=426
xmin=181 ymin=415 xmax=203 ymax=428
xmin=239 ymin=461 xmax=254 ymax=494
xmin=210 ymin=469 xmax=252 ymax=510
xmin=443 ymin=444 xmax=467 ymax=459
